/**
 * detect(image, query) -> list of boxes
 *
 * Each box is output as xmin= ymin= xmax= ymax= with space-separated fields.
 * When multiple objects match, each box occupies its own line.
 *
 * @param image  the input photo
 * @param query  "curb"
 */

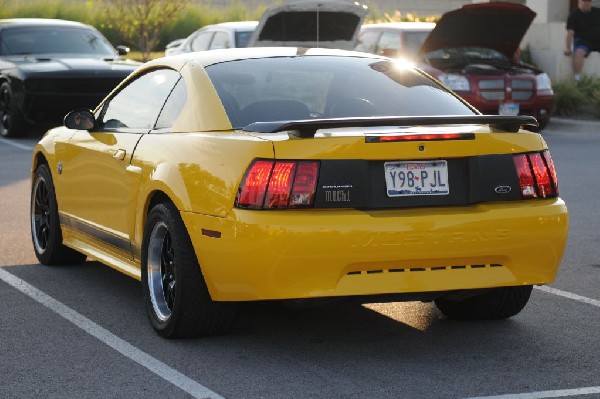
xmin=547 ymin=117 xmax=600 ymax=132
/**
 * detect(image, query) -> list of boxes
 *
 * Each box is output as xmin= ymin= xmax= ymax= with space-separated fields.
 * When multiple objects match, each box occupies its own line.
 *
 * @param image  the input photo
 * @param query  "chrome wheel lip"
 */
xmin=147 ymin=222 xmax=175 ymax=322
xmin=31 ymin=175 xmax=50 ymax=255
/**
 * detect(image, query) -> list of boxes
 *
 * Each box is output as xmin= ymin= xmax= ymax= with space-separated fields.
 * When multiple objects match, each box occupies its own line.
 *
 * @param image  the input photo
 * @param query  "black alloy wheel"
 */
xmin=31 ymin=163 xmax=87 ymax=265
xmin=0 ymin=82 xmax=25 ymax=138
xmin=142 ymin=202 xmax=238 ymax=338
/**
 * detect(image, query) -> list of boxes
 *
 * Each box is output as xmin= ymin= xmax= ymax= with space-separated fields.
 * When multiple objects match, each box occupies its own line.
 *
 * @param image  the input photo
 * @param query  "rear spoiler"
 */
xmin=242 ymin=115 xmax=539 ymax=138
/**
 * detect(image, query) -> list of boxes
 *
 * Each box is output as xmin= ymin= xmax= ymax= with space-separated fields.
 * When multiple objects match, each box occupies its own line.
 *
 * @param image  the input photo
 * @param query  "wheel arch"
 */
xmin=134 ymin=189 xmax=179 ymax=261
xmin=31 ymin=150 xmax=49 ymax=180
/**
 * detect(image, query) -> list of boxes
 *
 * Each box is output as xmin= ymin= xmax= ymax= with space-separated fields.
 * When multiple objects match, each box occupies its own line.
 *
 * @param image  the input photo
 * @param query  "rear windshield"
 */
xmin=205 ymin=55 xmax=476 ymax=128
xmin=0 ymin=26 xmax=117 ymax=56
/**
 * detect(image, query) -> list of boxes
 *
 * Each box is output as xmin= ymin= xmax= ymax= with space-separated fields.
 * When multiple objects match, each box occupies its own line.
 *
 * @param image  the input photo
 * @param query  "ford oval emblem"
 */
xmin=495 ymin=185 xmax=512 ymax=194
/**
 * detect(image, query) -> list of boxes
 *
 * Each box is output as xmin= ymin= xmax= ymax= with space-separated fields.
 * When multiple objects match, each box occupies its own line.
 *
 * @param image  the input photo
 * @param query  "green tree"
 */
xmin=99 ymin=0 xmax=191 ymax=61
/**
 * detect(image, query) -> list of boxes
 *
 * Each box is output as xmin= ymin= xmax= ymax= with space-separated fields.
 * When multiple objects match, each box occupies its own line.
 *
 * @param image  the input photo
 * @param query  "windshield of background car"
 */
xmin=206 ymin=55 xmax=475 ymax=128
xmin=0 ymin=26 xmax=117 ymax=56
xmin=403 ymin=31 xmax=431 ymax=55
xmin=424 ymin=47 xmax=509 ymax=64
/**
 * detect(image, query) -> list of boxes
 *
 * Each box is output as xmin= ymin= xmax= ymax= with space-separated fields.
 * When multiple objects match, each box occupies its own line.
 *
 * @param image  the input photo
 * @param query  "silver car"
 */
xmin=169 ymin=21 xmax=258 ymax=55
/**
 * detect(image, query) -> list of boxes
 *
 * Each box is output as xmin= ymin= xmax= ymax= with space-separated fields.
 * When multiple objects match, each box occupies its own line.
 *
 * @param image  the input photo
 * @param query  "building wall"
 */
xmin=523 ymin=0 xmax=600 ymax=82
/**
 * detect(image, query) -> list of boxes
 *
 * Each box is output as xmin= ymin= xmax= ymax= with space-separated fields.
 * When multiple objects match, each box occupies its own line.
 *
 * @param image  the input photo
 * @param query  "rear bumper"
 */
xmin=182 ymin=199 xmax=568 ymax=301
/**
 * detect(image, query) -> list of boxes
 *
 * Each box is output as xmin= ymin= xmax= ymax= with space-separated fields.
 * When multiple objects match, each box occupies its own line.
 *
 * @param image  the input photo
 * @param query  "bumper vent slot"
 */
xmin=347 ymin=263 xmax=503 ymax=276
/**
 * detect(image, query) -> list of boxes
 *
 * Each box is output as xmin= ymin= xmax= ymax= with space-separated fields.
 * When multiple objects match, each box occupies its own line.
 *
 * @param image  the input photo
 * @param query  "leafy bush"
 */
xmin=365 ymin=10 xmax=439 ymax=23
xmin=0 ymin=0 xmax=268 ymax=51
xmin=553 ymin=76 xmax=600 ymax=117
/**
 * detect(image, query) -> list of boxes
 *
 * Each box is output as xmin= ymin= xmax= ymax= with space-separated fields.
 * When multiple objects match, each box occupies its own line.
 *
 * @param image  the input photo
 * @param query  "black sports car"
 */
xmin=0 ymin=18 xmax=140 ymax=137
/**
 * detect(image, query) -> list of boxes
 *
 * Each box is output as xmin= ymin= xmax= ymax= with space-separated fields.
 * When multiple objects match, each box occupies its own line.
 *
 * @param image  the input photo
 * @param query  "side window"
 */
xmin=354 ymin=30 xmax=380 ymax=54
xmin=155 ymin=78 xmax=187 ymax=130
xmin=377 ymin=31 xmax=401 ymax=57
xmin=209 ymin=31 xmax=230 ymax=49
xmin=99 ymin=69 xmax=180 ymax=130
xmin=191 ymin=31 xmax=213 ymax=51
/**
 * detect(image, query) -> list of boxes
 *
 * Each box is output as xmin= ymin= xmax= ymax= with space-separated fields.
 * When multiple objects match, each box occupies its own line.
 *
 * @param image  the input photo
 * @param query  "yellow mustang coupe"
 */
xmin=30 ymin=48 xmax=568 ymax=338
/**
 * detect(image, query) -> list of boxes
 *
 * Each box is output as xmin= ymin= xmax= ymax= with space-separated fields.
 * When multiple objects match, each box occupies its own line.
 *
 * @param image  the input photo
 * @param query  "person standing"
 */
xmin=564 ymin=0 xmax=600 ymax=81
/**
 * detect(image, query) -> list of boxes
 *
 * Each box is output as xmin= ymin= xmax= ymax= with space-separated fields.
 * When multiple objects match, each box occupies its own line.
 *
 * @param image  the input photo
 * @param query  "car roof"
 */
xmin=361 ymin=22 xmax=436 ymax=32
xmin=206 ymin=21 xmax=258 ymax=30
xmin=145 ymin=46 xmax=385 ymax=70
xmin=0 ymin=18 xmax=90 ymax=28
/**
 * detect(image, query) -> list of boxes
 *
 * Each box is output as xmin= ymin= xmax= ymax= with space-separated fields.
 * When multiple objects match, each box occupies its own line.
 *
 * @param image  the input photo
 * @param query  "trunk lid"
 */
xmin=248 ymin=0 xmax=367 ymax=50
xmin=256 ymin=121 xmax=548 ymax=209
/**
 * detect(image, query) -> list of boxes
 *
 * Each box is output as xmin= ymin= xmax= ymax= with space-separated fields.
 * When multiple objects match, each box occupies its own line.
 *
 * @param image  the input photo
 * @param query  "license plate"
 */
xmin=384 ymin=160 xmax=449 ymax=197
xmin=499 ymin=103 xmax=519 ymax=116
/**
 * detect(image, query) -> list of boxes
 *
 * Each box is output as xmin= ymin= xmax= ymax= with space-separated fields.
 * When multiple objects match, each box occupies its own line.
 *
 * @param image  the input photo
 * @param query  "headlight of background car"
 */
xmin=438 ymin=73 xmax=470 ymax=91
xmin=536 ymin=73 xmax=553 ymax=92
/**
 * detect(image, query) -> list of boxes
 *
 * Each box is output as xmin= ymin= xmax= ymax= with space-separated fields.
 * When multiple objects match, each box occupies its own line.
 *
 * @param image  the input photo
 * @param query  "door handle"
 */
xmin=113 ymin=149 xmax=126 ymax=160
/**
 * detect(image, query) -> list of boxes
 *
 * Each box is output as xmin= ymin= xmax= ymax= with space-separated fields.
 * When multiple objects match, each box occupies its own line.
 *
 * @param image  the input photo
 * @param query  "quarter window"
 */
xmin=355 ymin=30 xmax=380 ymax=53
xmin=99 ymin=69 xmax=180 ymax=130
xmin=191 ymin=31 xmax=213 ymax=51
xmin=155 ymin=78 xmax=186 ymax=130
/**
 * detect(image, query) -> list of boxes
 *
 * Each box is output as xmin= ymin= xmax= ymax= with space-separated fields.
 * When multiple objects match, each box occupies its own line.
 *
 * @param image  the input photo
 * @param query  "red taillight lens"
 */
xmin=236 ymin=160 xmax=274 ymax=208
xmin=529 ymin=153 xmax=555 ymax=197
xmin=513 ymin=151 xmax=558 ymax=199
xmin=542 ymin=151 xmax=559 ymax=192
xmin=265 ymin=162 xmax=296 ymax=208
xmin=236 ymin=160 xmax=319 ymax=209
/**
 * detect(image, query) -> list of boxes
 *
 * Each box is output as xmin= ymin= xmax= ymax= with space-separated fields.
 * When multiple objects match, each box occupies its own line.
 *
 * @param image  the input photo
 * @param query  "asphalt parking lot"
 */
xmin=0 ymin=120 xmax=599 ymax=399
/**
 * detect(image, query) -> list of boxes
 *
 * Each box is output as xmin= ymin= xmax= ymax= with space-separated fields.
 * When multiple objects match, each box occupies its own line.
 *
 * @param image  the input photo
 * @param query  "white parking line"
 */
xmin=464 ymin=286 xmax=600 ymax=399
xmin=0 ymin=268 xmax=224 ymax=399
xmin=0 ymin=137 xmax=35 ymax=151
xmin=465 ymin=386 xmax=600 ymax=399
xmin=535 ymin=285 xmax=600 ymax=308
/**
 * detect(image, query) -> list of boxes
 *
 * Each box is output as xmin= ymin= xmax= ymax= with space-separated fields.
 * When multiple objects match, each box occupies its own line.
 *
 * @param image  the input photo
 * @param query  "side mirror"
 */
xmin=116 ymin=45 xmax=130 ymax=56
xmin=64 ymin=109 xmax=95 ymax=130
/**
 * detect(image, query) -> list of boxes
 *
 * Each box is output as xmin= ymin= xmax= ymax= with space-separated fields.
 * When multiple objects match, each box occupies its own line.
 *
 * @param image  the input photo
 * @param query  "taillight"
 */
xmin=236 ymin=160 xmax=273 ymax=207
xmin=513 ymin=151 xmax=558 ymax=199
xmin=265 ymin=162 xmax=296 ymax=208
xmin=236 ymin=160 xmax=319 ymax=209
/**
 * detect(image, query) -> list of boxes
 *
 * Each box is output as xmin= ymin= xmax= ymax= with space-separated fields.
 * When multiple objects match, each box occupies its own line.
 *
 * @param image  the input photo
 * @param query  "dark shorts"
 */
xmin=574 ymin=37 xmax=600 ymax=56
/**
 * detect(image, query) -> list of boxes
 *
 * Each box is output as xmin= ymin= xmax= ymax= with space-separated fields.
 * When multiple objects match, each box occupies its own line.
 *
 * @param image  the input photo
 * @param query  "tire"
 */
xmin=141 ymin=202 xmax=238 ymax=338
xmin=0 ymin=81 xmax=26 ymax=138
xmin=537 ymin=118 xmax=549 ymax=132
xmin=434 ymin=285 xmax=533 ymax=321
xmin=31 ymin=163 xmax=87 ymax=265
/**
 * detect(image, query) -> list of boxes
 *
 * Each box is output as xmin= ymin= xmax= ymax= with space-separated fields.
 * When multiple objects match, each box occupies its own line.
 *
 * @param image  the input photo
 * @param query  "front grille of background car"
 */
xmin=511 ymin=79 xmax=534 ymax=101
xmin=25 ymin=77 xmax=124 ymax=95
xmin=478 ymin=78 xmax=534 ymax=101
xmin=478 ymin=79 xmax=505 ymax=101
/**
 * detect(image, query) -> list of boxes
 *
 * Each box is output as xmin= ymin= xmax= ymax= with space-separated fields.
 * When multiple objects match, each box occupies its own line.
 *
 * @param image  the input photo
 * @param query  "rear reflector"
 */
xmin=513 ymin=151 xmax=558 ymax=199
xmin=236 ymin=160 xmax=320 ymax=209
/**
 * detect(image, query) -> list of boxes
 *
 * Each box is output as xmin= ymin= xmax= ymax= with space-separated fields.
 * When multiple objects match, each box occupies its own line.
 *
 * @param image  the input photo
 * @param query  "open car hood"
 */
xmin=248 ymin=0 xmax=367 ymax=50
xmin=419 ymin=2 xmax=536 ymax=59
